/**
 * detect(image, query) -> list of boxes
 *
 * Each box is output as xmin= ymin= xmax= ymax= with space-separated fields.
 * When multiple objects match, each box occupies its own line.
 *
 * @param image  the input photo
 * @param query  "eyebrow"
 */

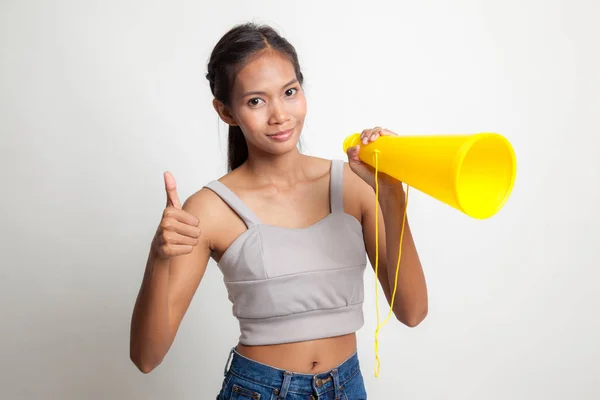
xmin=242 ymin=79 xmax=299 ymax=98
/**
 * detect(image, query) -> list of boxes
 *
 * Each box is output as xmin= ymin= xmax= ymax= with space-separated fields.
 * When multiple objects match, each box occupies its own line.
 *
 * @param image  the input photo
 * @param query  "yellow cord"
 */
xmin=373 ymin=151 xmax=410 ymax=378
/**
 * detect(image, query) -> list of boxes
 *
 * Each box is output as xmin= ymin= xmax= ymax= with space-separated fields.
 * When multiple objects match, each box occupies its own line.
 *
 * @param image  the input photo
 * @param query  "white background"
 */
xmin=2 ymin=0 xmax=599 ymax=399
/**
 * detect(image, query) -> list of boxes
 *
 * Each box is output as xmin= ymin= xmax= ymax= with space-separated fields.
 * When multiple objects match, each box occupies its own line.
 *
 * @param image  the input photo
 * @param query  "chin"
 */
xmin=265 ymin=127 xmax=302 ymax=152
xmin=270 ymin=138 xmax=300 ymax=156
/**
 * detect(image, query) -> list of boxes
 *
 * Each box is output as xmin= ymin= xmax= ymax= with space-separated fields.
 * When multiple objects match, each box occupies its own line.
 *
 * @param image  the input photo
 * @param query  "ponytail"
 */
xmin=227 ymin=125 xmax=249 ymax=172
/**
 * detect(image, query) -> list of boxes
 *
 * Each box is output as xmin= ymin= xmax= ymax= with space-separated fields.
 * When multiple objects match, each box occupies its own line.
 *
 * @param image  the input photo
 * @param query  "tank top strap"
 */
xmin=329 ymin=159 xmax=345 ymax=214
xmin=204 ymin=181 xmax=261 ymax=228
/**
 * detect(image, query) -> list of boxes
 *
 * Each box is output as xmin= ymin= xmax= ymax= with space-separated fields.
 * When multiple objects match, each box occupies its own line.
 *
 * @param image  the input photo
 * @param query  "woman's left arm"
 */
xmin=347 ymin=127 xmax=428 ymax=327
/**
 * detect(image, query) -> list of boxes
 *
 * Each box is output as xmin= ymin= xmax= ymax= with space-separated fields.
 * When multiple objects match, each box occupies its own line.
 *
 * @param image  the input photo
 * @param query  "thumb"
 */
xmin=346 ymin=145 xmax=362 ymax=165
xmin=164 ymin=171 xmax=182 ymax=209
xmin=346 ymin=145 xmax=375 ymax=187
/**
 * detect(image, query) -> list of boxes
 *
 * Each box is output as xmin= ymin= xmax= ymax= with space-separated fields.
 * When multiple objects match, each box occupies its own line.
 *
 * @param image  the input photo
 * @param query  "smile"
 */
xmin=267 ymin=128 xmax=294 ymax=141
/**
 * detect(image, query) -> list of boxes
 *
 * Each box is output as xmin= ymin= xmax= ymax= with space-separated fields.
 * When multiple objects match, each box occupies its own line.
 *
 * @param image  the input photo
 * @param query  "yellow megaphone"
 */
xmin=343 ymin=132 xmax=517 ymax=219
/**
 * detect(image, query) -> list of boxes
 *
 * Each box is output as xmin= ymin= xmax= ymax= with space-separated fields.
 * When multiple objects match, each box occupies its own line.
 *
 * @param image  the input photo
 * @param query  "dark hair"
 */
xmin=206 ymin=23 xmax=304 ymax=171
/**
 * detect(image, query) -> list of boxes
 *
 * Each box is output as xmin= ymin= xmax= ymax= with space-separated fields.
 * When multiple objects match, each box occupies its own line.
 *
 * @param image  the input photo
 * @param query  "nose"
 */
xmin=268 ymin=99 xmax=290 ymax=125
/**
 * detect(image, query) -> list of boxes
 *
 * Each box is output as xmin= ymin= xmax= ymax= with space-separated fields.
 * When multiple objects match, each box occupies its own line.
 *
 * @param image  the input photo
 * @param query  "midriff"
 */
xmin=235 ymin=333 xmax=357 ymax=374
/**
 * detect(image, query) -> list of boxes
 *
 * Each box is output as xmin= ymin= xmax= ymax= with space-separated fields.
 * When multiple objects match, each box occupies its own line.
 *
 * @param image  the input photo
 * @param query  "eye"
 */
xmin=285 ymin=88 xmax=298 ymax=97
xmin=248 ymin=98 xmax=264 ymax=107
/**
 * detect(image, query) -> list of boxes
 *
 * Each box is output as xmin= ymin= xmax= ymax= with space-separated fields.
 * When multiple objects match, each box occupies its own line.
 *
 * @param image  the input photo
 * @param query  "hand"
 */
xmin=152 ymin=172 xmax=201 ymax=259
xmin=346 ymin=127 xmax=404 ymax=191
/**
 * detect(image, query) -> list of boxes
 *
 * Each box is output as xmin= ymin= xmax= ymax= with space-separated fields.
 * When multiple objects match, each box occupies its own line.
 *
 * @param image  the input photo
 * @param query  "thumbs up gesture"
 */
xmin=152 ymin=172 xmax=202 ymax=259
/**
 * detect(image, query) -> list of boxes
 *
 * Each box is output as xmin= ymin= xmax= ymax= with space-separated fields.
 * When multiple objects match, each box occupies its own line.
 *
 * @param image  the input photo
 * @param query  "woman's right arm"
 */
xmin=129 ymin=172 xmax=214 ymax=373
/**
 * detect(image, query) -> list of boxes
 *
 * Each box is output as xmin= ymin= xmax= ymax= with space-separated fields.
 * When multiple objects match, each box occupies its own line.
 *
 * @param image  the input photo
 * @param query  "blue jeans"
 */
xmin=217 ymin=348 xmax=368 ymax=399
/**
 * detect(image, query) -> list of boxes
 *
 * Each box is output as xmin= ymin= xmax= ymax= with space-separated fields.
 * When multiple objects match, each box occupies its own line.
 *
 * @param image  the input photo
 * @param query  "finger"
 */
xmin=361 ymin=127 xmax=383 ymax=144
xmin=361 ymin=129 xmax=375 ymax=144
xmin=369 ymin=128 xmax=397 ymax=142
xmin=161 ymin=244 xmax=194 ymax=258
xmin=346 ymin=144 xmax=360 ymax=162
xmin=368 ymin=129 xmax=381 ymax=142
xmin=171 ymin=219 xmax=202 ymax=238
xmin=378 ymin=128 xmax=397 ymax=136
xmin=162 ymin=231 xmax=199 ymax=247
xmin=163 ymin=209 xmax=201 ymax=230
xmin=164 ymin=171 xmax=182 ymax=209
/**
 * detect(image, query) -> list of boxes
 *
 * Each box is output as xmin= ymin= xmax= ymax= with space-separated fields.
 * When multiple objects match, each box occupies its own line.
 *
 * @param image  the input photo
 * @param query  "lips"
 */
xmin=266 ymin=127 xmax=295 ymax=142
xmin=268 ymin=128 xmax=294 ymax=137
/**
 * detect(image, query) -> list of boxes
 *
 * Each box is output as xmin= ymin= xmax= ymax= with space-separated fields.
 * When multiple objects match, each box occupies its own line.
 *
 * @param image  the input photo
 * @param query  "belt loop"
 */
xmin=223 ymin=347 xmax=234 ymax=377
xmin=277 ymin=371 xmax=293 ymax=399
xmin=331 ymin=368 xmax=341 ymax=400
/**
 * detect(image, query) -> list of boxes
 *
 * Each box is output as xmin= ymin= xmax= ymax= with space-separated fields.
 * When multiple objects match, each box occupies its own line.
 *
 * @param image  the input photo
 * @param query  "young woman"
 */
xmin=130 ymin=22 xmax=428 ymax=399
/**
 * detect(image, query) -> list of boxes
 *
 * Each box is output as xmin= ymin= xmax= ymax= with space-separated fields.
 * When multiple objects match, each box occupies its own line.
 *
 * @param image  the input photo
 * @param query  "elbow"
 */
xmin=405 ymin=309 xmax=428 ymax=327
xmin=131 ymin=355 xmax=162 ymax=374
xmin=130 ymin=347 xmax=163 ymax=374
xmin=395 ymin=304 xmax=428 ymax=328
xmin=136 ymin=361 xmax=158 ymax=374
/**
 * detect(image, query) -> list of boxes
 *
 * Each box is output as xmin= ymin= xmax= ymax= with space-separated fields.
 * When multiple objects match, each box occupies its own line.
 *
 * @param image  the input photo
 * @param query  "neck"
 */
xmin=244 ymin=147 xmax=307 ymax=188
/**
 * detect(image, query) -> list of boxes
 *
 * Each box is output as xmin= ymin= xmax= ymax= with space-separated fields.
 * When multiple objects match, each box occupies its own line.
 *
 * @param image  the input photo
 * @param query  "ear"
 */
xmin=212 ymin=99 xmax=239 ymax=126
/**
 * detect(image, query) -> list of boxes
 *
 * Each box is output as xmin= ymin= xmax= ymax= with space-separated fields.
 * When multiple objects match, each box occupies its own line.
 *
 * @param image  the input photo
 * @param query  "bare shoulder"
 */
xmin=182 ymin=186 xmax=221 ymax=217
xmin=299 ymin=156 xmax=372 ymax=203
xmin=180 ymin=183 xmax=232 ymax=249
xmin=340 ymin=160 xmax=373 ymax=221
xmin=341 ymin=161 xmax=373 ymax=196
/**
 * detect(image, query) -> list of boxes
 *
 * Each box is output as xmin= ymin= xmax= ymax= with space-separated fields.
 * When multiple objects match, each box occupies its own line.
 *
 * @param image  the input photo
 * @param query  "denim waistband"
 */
xmin=223 ymin=347 xmax=362 ymax=397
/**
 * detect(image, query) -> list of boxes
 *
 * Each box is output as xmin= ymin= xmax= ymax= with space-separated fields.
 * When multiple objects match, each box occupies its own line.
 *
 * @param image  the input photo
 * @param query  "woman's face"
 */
xmin=222 ymin=51 xmax=307 ymax=157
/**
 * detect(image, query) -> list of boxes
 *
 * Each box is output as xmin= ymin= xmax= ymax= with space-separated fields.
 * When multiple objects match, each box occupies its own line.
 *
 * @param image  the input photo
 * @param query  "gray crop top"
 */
xmin=204 ymin=159 xmax=367 ymax=346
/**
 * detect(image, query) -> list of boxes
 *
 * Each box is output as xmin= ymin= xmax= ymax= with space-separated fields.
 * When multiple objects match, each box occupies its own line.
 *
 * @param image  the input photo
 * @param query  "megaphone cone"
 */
xmin=343 ymin=133 xmax=516 ymax=219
